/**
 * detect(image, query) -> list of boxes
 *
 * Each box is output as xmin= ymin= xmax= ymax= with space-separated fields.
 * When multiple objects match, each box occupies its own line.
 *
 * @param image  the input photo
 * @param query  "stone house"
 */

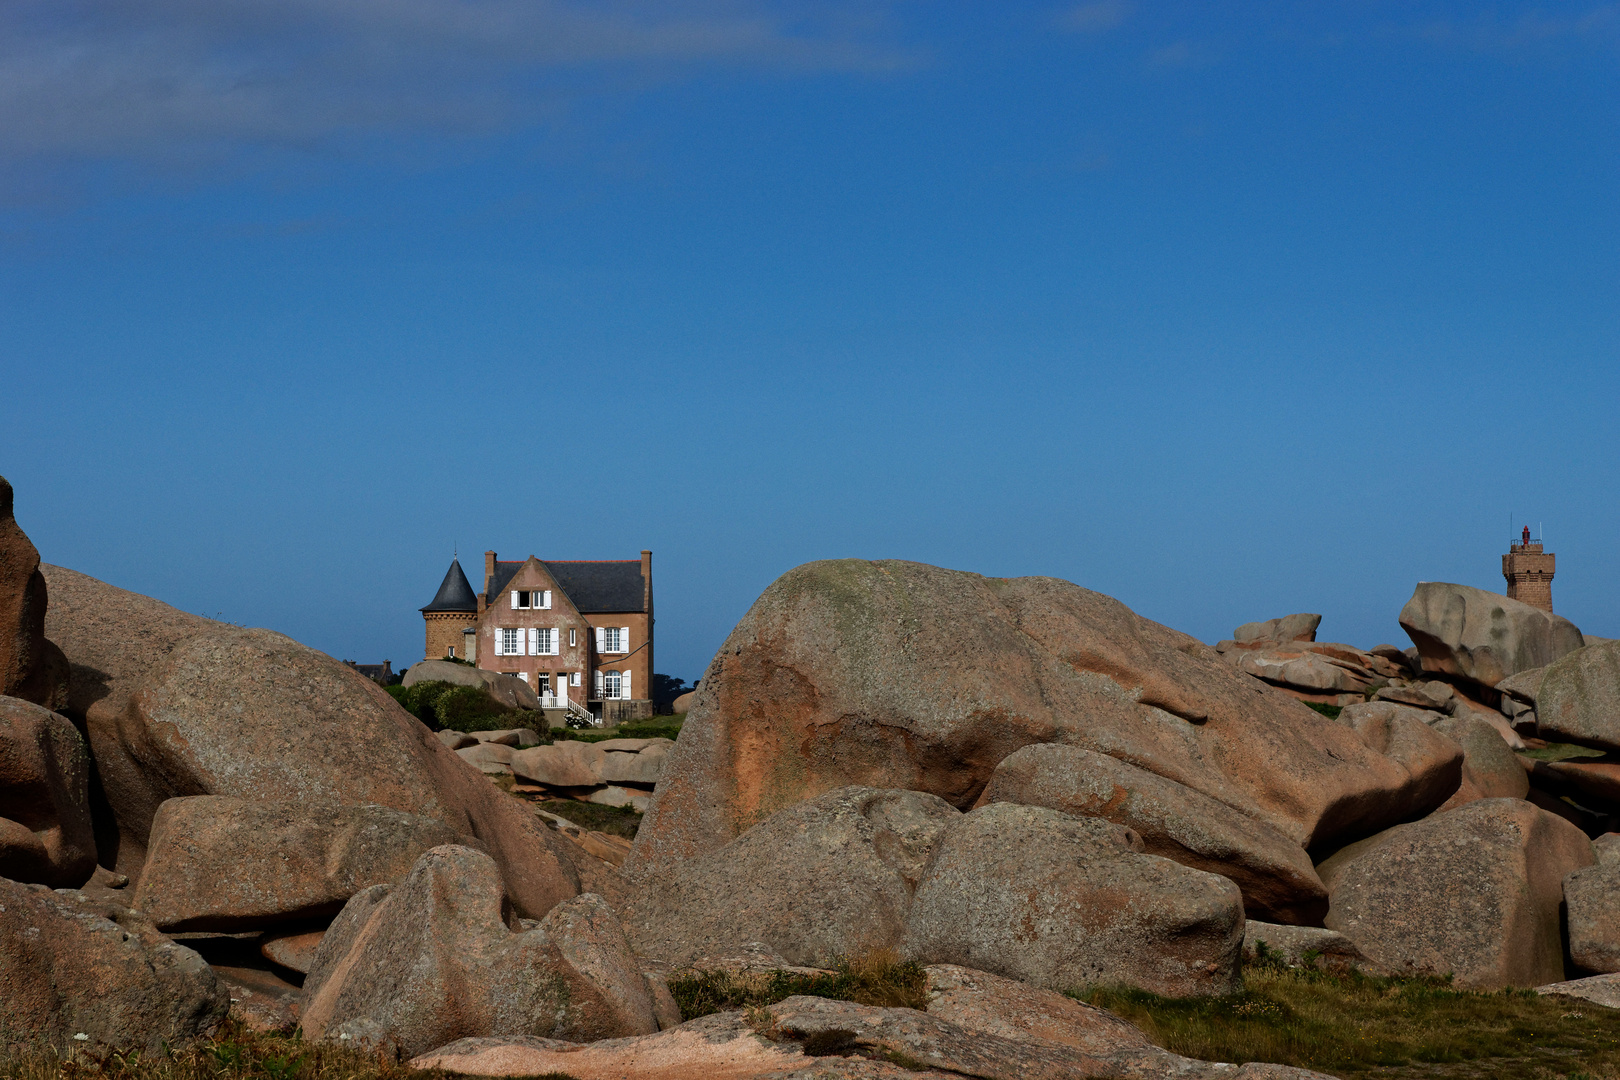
xmin=420 ymin=550 xmax=654 ymax=723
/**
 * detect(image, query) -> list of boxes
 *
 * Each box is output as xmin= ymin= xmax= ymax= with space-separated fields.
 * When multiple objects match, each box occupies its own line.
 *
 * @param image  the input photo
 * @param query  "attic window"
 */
xmin=510 ymin=590 xmax=552 ymax=610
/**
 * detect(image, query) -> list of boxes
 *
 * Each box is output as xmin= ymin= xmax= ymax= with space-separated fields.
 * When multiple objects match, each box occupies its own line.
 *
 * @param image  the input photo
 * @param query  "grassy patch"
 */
xmin=1305 ymin=702 xmax=1344 ymax=720
xmin=536 ymin=799 xmax=643 ymax=839
xmin=670 ymin=949 xmax=928 ymax=1021
xmin=1520 ymin=742 xmax=1612 ymax=763
xmin=557 ymin=717 xmax=683 ymax=743
xmin=1081 ymin=966 xmax=1620 ymax=1079
xmin=0 ymin=1019 xmax=465 ymax=1080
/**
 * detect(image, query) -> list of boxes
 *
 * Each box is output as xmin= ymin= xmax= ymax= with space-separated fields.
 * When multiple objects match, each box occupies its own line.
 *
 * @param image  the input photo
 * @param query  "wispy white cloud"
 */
xmin=0 ymin=0 xmax=912 ymax=164
xmin=1146 ymin=39 xmax=1217 ymax=69
xmin=1057 ymin=1 xmax=1130 ymax=33
xmin=1407 ymin=4 xmax=1619 ymax=52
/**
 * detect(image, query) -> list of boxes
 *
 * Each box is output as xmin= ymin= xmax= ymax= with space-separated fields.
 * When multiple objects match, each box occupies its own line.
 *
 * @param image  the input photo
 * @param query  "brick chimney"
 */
xmin=480 ymin=550 xmax=497 ymax=614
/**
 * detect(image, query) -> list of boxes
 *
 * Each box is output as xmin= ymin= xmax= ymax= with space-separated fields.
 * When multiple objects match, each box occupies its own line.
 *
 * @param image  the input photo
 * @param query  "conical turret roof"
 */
xmin=421 ymin=558 xmax=477 ymax=613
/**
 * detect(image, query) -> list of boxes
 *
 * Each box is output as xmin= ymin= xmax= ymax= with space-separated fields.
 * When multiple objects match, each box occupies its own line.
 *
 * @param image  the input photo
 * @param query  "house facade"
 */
xmin=420 ymin=549 xmax=654 ymax=723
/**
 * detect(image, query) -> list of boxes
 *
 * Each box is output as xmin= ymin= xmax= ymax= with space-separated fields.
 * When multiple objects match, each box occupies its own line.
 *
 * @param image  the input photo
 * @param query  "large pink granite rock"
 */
xmin=41 ymin=564 xmax=579 ymax=919
xmin=629 ymin=560 xmax=1459 ymax=877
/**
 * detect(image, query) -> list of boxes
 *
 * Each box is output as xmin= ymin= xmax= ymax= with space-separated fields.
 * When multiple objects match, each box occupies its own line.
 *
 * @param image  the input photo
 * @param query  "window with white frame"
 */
xmin=597 ymin=626 xmax=627 ymax=653
xmin=570 ymin=672 xmax=580 ymax=687
xmin=529 ymin=628 xmax=558 ymax=655
xmin=568 ymin=628 xmax=576 ymax=647
xmin=594 ymin=670 xmax=633 ymax=699
xmin=498 ymin=628 xmax=522 ymax=656
xmin=510 ymin=590 xmax=552 ymax=610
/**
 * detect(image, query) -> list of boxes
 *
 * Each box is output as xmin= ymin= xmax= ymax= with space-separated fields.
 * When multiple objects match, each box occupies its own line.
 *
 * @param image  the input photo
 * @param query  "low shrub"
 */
xmin=1081 ymin=965 xmax=1620 ymax=1078
xmin=669 ymin=949 xmax=928 ymax=1021
xmin=386 ymin=680 xmax=540 ymax=735
xmin=1304 ymin=702 xmax=1343 ymax=721
xmin=536 ymin=799 xmax=642 ymax=840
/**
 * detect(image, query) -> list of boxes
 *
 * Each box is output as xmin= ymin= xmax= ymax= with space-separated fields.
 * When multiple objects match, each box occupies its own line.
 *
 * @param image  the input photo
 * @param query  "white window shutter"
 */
xmin=621 ymin=627 xmax=630 ymax=653
xmin=493 ymin=632 xmax=504 ymax=657
xmin=622 ymin=671 xmax=631 ymax=699
xmin=551 ymin=631 xmax=561 ymax=656
xmin=510 ymin=590 xmax=519 ymax=609
xmin=595 ymin=626 xmax=605 ymax=652
xmin=542 ymin=590 xmax=552 ymax=609
xmin=524 ymin=628 xmax=534 ymax=655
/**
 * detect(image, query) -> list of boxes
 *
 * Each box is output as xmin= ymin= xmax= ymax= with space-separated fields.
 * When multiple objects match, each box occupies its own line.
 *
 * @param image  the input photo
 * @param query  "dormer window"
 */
xmin=510 ymin=590 xmax=552 ymax=610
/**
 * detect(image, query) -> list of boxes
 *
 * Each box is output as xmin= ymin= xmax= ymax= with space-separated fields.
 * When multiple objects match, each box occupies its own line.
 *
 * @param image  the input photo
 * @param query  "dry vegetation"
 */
xmin=0 ymin=1020 xmax=470 ymax=1080
xmin=668 ymin=948 xmax=930 ymax=1020
xmin=1083 ymin=963 xmax=1620 ymax=1079
xmin=533 ymin=798 xmax=643 ymax=839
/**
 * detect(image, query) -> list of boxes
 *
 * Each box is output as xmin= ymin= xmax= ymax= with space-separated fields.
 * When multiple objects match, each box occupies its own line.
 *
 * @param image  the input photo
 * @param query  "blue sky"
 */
xmin=2 ymin=1 xmax=1616 ymax=681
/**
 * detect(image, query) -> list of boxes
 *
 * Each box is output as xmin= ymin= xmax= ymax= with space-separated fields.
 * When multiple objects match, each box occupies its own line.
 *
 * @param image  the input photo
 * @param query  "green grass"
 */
xmin=1081 ymin=965 xmax=1620 ymax=1079
xmin=669 ymin=950 xmax=929 ymax=1021
xmin=0 ymin=1019 xmax=462 ymax=1080
xmin=1305 ymin=702 xmax=1344 ymax=720
xmin=1519 ymin=742 xmax=1611 ymax=763
xmin=536 ymin=799 xmax=643 ymax=839
xmin=556 ymin=716 xmax=683 ymax=743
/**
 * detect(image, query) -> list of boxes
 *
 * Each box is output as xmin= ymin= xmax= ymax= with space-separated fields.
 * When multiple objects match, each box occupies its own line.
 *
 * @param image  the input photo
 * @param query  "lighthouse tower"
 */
xmin=1503 ymin=525 xmax=1556 ymax=613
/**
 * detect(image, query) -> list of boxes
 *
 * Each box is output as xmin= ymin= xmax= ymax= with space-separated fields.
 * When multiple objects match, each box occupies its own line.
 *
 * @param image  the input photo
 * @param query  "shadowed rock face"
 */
xmin=0 ymin=478 xmax=68 ymax=710
xmin=620 ymin=786 xmax=960 ymax=968
xmin=1329 ymin=702 xmax=1465 ymax=819
xmin=40 ymin=564 xmax=579 ymax=919
xmin=1536 ymin=640 xmax=1620 ymax=752
xmin=1567 ymin=861 xmax=1620 ymax=975
xmin=902 ymin=802 xmax=1245 ymax=998
xmin=1430 ymin=714 xmax=1528 ymax=801
xmin=1399 ymin=582 xmax=1584 ymax=690
xmin=1323 ymin=798 xmax=1594 ymax=989
xmin=977 ymin=743 xmax=1327 ymax=925
xmin=0 ymin=695 xmax=95 ymax=887
xmin=301 ymin=845 xmax=657 ymax=1057
xmin=0 ymin=878 xmax=227 ymax=1054
xmin=133 ymin=797 xmax=473 ymax=932
xmin=628 ymin=560 xmax=1455 ymax=877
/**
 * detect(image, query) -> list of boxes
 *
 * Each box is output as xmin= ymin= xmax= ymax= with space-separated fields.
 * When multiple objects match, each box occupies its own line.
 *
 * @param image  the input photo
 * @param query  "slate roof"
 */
xmin=485 ymin=559 xmax=647 ymax=613
xmin=421 ymin=558 xmax=478 ymax=613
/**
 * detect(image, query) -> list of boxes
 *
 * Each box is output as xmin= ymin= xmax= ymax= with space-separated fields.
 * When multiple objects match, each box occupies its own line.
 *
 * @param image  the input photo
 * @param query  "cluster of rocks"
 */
xmin=1213 ymin=584 xmax=1590 ymax=750
xmin=624 ymin=560 xmax=1620 ymax=999
xmin=7 ymin=467 xmax=1620 ymax=1075
xmin=1219 ymin=583 xmax=1620 ymax=838
xmin=441 ymin=729 xmax=671 ymax=813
